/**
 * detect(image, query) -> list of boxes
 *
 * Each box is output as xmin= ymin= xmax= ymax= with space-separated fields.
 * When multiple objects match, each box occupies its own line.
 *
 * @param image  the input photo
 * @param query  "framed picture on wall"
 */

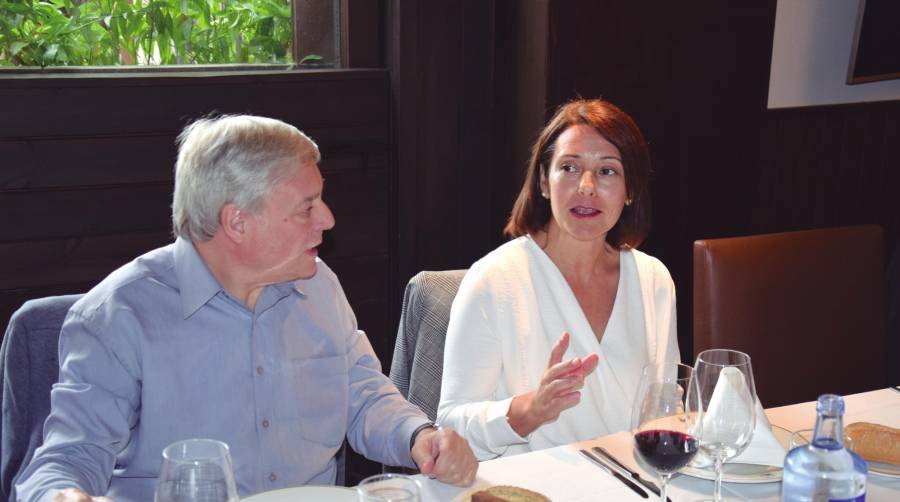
xmin=847 ymin=0 xmax=900 ymax=84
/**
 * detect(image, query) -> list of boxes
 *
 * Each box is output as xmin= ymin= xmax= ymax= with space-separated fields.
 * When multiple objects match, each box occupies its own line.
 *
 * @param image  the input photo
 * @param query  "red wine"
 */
xmin=634 ymin=429 xmax=699 ymax=473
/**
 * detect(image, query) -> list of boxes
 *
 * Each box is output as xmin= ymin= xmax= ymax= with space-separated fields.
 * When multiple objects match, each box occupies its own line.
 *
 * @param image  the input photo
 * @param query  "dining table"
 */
xmin=412 ymin=387 xmax=900 ymax=501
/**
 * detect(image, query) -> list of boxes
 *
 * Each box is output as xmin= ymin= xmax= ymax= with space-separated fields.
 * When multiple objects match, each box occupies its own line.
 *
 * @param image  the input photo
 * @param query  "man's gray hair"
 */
xmin=172 ymin=114 xmax=320 ymax=241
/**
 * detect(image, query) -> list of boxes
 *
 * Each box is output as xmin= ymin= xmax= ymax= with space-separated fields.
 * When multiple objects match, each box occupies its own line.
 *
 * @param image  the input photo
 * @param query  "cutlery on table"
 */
xmin=593 ymin=446 xmax=672 ymax=502
xmin=579 ymin=449 xmax=649 ymax=499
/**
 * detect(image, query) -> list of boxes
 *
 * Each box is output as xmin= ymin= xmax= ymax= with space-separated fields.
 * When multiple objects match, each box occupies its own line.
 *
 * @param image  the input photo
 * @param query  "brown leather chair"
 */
xmin=693 ymin=225 xmax=885 ymax=407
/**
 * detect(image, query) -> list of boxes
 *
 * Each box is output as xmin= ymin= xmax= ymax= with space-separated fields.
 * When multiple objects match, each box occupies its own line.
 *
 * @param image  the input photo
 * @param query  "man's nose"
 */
xmin=318 ymin=202 xmax=336 ymax=230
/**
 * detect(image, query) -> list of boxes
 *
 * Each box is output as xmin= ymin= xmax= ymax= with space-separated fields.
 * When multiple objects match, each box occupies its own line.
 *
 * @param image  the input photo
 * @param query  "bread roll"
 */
xmin=467 ymin=485 xmax=551 ymax=502
xmin=845 ymin=422 xmax=900 ymax=465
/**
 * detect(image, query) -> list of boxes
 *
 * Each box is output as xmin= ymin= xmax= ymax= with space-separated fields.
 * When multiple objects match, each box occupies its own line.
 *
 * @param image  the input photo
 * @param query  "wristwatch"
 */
xmin=409 ymin=422 xmax=440 ymax=451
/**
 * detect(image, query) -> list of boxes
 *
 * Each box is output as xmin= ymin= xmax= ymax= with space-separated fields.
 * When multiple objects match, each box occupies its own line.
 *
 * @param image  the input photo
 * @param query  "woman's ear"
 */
xmin=539 ymin=164 xmax=550 ymax=199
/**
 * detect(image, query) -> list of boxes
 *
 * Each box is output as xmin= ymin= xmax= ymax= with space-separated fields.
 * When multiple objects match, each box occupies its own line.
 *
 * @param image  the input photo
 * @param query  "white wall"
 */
xmin=768 ymin=0 xmax=900 ymax=109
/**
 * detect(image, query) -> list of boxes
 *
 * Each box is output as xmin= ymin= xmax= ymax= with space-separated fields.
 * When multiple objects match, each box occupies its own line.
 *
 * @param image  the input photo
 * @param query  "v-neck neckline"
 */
xmin=523 ymin=235 xmax=624 ymax=343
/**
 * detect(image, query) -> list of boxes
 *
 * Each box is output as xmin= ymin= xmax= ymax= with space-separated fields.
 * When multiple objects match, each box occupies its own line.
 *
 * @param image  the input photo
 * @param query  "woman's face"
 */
xmin=540 ymin=124 xmax=628 ymax=244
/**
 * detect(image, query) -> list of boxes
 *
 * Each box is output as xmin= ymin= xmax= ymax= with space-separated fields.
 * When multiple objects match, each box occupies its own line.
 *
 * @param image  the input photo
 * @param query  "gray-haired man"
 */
xmin=17 ymin=115 xmax=477 ymax=502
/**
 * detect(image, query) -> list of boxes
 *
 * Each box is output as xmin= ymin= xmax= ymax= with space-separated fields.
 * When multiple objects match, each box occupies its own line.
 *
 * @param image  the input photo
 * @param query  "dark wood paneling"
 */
xmin=3 ymin=183 xmax=173 ymax=242
xmin=546 ymin=0 xmax=779 ymax=361
xmin=0 ymin=70 xmax=388 ymax=142
xmin=0 ymin=136 xmax=177 ymax=189
xmin=545 ymin=1 xmax=897 ymax=383
xmin=756 ymin=101 xmax=900 ymax=253
xmin=388 ymin=0 xmax=500 ymax=341
xmin=1 ymin=71 xmax=392 ymax=360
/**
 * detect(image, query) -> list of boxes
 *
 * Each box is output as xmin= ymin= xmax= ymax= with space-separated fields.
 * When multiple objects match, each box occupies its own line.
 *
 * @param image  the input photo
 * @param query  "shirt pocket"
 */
xmin=288 ymin=354 xmax=349 ymax=447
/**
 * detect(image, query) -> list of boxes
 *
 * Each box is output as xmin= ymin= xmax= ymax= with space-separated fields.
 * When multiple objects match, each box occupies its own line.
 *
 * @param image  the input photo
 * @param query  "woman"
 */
xmin=437 ymin=99 xmax=679 ymax=460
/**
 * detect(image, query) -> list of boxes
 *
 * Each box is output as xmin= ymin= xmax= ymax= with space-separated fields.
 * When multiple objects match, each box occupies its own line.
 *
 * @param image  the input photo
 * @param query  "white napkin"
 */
xmin=693 ymin=367 xmax=786 ymax=468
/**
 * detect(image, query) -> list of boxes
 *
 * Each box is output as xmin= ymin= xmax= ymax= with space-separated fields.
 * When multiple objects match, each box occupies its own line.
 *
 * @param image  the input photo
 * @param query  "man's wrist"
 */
xmin=409 ymin=421 xmax=439 ymax=452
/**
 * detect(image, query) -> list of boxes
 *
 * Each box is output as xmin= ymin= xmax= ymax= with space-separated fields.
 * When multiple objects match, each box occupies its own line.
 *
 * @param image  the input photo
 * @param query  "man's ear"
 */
xmin=219 ymin=203 xmax=247 ymax=243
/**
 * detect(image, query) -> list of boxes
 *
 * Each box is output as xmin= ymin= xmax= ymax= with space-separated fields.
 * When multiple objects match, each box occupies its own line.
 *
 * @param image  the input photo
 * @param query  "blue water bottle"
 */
xmin=782 ymin=394 xmax=867 ymax=501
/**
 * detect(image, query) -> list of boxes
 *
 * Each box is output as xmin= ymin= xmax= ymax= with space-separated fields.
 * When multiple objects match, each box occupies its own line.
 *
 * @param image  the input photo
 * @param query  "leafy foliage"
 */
xmin=0 ymin=0 xmax=295 ymax=67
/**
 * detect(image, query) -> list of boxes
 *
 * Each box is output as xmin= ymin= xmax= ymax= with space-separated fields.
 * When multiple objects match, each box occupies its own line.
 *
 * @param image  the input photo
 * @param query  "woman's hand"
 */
xmin=507 ymin=332 xmax=599 ymax=437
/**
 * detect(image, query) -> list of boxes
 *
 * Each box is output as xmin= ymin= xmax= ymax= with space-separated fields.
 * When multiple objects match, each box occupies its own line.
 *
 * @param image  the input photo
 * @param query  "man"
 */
xmin=16 ymin=115 xmax=477 ymax=501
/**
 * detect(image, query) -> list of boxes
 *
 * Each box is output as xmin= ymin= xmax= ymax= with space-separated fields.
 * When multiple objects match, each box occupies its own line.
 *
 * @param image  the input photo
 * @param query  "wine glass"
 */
xmin=356 ymin=473 xmax=421 ymax=502
xmin=631 ymin=362 xmax=701 ymax=502
xmin=690 ymin=349 xmax=757 ymax=502
xmin=155 ymin=438 xmax=240 ymax=502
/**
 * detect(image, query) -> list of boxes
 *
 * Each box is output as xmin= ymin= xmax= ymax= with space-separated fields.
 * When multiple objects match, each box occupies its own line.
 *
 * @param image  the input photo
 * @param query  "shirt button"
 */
xmin=269 ymin=473 xmax=277 ymax=482
xmin=256 ymin=366 xmax=264 ymax=375
xmin=262 ymin=419 xmax=270 ymax=428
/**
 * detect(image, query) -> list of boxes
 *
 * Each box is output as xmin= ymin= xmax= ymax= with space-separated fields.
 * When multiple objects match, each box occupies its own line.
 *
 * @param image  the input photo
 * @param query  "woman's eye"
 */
xmin=600 ymin=167 xmax=617 ymax=176
xmin=560 ymin=164 xmax=578 ymax=173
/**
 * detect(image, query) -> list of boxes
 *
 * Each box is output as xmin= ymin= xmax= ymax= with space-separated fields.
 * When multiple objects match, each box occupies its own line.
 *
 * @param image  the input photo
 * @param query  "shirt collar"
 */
xmin=173 ymin=238 xmax=307 ymax=318
xmin=173 ymin=237 xmax=225 ymax=319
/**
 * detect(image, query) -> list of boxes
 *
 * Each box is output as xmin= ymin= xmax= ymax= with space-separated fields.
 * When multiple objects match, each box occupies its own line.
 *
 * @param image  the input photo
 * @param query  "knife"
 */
xmin=579 ymin=449 xmax=649 ymax=499
xmin=593 ymin=446 xmax=671 ymax=502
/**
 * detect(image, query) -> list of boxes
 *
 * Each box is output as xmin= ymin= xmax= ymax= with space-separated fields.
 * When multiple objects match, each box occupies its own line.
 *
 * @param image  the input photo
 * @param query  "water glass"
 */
xmin=789 ymin=428 xmax=855 ymax=452
xmin=691 ymin=349 xmax=757 ymax=502
xmin=356 ymin=473 xmax=421 ymax=502
xmin=155 ymin=438 xmax=240 ymax=502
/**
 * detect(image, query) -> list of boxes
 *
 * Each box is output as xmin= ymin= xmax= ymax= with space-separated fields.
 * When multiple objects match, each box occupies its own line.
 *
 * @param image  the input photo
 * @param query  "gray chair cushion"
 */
xmin=1 ymin=294 xmax=82 ymax=502
xmin=389 ymin=270 xmax=466 ymax=422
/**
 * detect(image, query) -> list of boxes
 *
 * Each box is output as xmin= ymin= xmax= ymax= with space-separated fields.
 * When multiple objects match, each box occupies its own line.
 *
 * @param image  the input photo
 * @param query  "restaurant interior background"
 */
xmin=2 ymin=0 xmax=898 ymax=485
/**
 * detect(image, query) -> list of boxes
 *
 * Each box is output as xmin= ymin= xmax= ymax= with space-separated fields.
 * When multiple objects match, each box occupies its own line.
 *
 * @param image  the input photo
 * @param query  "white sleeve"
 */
xmin=654 ymin=258 xmax=681 ymax=364
xmin=436 ymin=268 xmax=528 ymax=460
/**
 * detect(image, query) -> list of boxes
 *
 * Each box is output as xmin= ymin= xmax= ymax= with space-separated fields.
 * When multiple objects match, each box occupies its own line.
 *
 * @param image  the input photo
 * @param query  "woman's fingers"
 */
xmin=579 ymin=353 xmax=600 ymax=376
xmin=547 ymin=331 xmax=570 ymax=367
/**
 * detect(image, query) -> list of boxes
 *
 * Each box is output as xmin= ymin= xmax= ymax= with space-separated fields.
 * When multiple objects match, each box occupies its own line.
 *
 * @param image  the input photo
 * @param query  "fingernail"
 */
xmin=570 ymin=358 xmax=580 ymax=367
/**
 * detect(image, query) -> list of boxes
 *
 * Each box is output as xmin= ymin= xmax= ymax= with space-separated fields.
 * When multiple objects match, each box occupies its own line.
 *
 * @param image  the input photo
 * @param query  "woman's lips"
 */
xmin=570 ymin=206 xmax=600 ymax=218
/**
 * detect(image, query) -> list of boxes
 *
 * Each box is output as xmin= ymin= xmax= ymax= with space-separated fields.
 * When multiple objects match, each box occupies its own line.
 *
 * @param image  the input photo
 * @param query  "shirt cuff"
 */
xmin=484 ymin=396 xmax=530 ymax=449
xmin=398 ymin=417 xmax=432 ymax=468
xmin=409 ymin=421 xmax=438 ymax=452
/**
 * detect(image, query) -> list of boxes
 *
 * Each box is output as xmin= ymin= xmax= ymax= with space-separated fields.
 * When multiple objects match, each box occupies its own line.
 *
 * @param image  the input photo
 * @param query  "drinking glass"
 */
xmin=789 ymin=428 xmax=855 ymax=452
xmin=155 ymin=439 xmax=240 ymax=502
xmin=631 ymin=362 xmax=701 ymax=502
xmin=690 ymin=349 xmax=757 ymax=502
xmin=356 ymin=473 xmax=420 ymax=502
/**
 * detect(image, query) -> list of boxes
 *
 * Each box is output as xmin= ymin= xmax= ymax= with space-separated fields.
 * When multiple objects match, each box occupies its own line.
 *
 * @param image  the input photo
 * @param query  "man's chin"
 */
xmin=296 ymin=262 xmax=319 ymax=280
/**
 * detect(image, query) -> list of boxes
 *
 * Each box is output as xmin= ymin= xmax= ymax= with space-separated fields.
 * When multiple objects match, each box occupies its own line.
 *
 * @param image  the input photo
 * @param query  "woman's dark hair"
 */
xmin=504 ymin=98 xmax=652 ymax=249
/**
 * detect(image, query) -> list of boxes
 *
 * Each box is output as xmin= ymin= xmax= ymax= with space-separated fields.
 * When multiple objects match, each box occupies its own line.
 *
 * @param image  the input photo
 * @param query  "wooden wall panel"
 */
xmin=545 ymin=0 xmax=898 ymax=383
xmin=1 ymin=71 xmax=388 ymax=141
xmin=755 ymin=101 xmax=900 ymax=252
xmin=546 ymin=0 xmax=778 ymax=360
xmin=0 ymin=70 xmax=392 ymax=368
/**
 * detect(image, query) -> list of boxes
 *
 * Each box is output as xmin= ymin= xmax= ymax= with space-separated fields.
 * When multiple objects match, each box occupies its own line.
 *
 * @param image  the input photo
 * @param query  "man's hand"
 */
xmin=53 ymin=488 xmax=113 ymax=502
xmin=411 ymin=427 xmax=477 ymax=486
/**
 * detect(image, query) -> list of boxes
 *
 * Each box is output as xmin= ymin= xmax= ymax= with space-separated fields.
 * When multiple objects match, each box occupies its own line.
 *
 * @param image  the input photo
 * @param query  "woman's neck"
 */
xmin=532 ymin=228 xmax=619 ymax=286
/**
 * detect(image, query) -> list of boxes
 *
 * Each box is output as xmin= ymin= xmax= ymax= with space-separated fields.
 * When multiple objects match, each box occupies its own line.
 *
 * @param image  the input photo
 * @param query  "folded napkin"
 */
xmin=693 ymin=367 xmax=786 ymax=468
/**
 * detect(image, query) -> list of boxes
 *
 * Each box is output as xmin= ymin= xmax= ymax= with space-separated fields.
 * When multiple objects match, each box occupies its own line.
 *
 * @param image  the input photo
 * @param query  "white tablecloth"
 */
xmin=416 ymin=388 xmax=900 ymax=501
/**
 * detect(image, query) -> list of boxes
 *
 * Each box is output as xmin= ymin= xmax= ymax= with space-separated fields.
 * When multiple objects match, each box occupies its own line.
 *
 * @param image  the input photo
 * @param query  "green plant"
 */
xmin=0 ymin=0 xmax=296 ymax=67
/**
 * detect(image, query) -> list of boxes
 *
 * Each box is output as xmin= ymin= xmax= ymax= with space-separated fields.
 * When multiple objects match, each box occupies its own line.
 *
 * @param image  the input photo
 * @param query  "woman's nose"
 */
xmin=578 ymin=171 xmax=596 ymax=196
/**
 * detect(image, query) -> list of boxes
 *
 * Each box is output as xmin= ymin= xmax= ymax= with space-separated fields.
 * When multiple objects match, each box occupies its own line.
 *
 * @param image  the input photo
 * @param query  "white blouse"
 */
xmin=437 ymin=236 xmax=680 ymax=460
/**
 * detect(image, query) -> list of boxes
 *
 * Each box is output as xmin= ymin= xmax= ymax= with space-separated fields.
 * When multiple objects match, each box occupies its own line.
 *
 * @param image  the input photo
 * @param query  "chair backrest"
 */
xmin=1 ymin=294 xmax=82 ymax=502
xmin=389 ymin=270 xmax=467 ymax=421
xmin=693 ymin=225 xmax=885 ymax=407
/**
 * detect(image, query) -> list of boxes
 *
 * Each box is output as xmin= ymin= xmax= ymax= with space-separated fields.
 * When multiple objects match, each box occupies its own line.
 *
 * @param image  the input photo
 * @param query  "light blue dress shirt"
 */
xmin=16 ymin=238 xmax=427 ymax=501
